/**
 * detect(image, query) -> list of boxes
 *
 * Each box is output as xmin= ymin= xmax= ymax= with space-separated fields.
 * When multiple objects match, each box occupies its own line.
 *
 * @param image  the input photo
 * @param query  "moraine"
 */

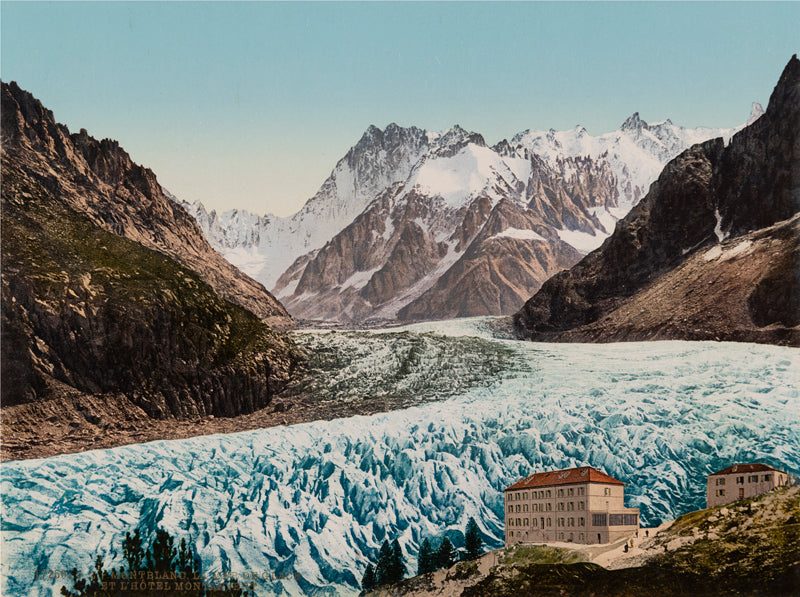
xmin=2 ymin=317 xmax=798 ymax=596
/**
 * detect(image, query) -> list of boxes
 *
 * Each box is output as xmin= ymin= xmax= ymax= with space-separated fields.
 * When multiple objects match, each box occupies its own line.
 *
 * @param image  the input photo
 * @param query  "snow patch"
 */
xmin=713 ymin=209 xmax=729 ymax=243
xmin=556 ymin=228 xmax=606 ymax=254
xmin=340 ymin=267 xmax=382 ymax=291
xmin=489 ymin=228 xmax=547 ymax=243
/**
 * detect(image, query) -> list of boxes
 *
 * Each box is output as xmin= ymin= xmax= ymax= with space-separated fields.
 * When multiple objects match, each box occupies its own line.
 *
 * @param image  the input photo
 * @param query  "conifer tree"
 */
xmin=375 ymin=540 xmax=393 ymax=587
xmin=436 ymin=537 xmax=456 ymax=570
xmin=389 ymin=539 xmax=405 ymax=583
xmin=464 ymin=517 xmax=482 ymax=560
xmin=361 ymin=563 xmax=376 ymax=594
xmin=417 ymin=538 xmax=434 ymax=575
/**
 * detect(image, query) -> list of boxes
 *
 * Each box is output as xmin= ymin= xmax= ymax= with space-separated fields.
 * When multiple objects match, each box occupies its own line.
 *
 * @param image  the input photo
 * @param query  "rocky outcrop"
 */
xmin=514 ymin=56 xmax=800 ymax=345
xmin=1 ymin=81 xmax=291 ymax=327
xmin=1 ymin=82 xmax=301 ymax=458
xmin=275 ymin=138 xmax=619 ymax=323
xmin=186 ymin=109 xmax=747 ymax=322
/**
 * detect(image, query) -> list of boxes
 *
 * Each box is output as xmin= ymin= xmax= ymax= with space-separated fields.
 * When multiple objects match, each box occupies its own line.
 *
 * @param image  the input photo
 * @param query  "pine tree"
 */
xmin=361 ymin=563 xmax=376 ymax=594
xmin=417 ymin=538 xmax=434 ymax=575
xmin=389 ymin=539 xmax=405 ymax=584
xmin=61 ymin=526 xmax=254 ymax=597
xmin=464 ymin=517 xmax=482 ymax=560
xmin=436 ymin=537 xmax=456 ymax=570
xmin=375 ymin=540 xmax=393 ymax=587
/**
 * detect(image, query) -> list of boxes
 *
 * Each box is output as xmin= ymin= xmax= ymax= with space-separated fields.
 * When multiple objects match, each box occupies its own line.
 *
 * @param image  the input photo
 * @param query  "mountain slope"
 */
xmin=368 ymin=486 xmax=800 ymax=597
xmin=181 ymin=123 xmax=435 ymax=288
xmin=184 ymin=111 xmax=747 ymax=310
xmin=1 ymin=81 xmax=300 ymax=458
xmin=513 ymin=56 xmax=800 ymax=346
xmin=273 ymin=137 xmax=616 ymax=322
xmin=1 ymin=81 xmax=290 ymax=327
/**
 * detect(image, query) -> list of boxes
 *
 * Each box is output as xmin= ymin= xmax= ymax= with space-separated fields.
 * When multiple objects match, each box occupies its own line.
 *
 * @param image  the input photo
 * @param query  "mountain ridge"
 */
xmin=513 ymin=55 xmax=800 ymax=346
xmin=181 ymin=109 xmax=750 ymax=324
xmin=1 ymin=80 xmax=301 ymax=459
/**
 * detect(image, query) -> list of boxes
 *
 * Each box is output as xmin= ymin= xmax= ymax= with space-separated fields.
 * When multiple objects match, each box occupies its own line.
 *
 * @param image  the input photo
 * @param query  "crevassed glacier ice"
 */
xmin=2 ymin=318 xmax=798 ymax=596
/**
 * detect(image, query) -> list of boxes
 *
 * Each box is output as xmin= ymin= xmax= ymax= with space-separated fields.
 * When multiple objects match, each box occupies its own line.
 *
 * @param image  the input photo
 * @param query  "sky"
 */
xmin=2 ymin=2 xmax=798 ymax=217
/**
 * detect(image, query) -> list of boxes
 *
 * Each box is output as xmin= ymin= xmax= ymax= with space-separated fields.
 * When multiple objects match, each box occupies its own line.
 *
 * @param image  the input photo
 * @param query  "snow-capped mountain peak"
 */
xmin=747 ymin=102 xmax=765 ymax=125
xmin=178 ymin=108 xmax=752 ymax=323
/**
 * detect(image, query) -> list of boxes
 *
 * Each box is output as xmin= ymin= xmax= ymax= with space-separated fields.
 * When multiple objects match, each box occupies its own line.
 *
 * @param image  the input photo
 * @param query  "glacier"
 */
xmin=2 ymin=318 xmax=798 ymax=596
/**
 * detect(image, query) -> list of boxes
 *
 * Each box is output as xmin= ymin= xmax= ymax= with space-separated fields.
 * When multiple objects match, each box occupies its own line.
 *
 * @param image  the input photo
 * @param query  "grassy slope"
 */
xmin=371 ymin=487 xmax=799 ymax=597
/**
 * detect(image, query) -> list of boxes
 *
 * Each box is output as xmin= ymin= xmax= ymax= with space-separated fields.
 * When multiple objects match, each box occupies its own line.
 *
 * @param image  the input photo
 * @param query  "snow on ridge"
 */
xmin=489 ymin=228 xmax=547 ymax=243
xmin=556 ymin=227 xmax=606 ymax=254
xmin=340 ymin=267 xmax=382 ymax=291
xmin=408 ymin=144 xmax=511 ymax=209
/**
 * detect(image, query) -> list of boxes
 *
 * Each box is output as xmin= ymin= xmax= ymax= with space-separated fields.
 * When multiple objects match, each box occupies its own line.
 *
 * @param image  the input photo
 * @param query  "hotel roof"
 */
xmin=708 ymin=463 xmax=785 ymax=476
xmin=505 ymin=466 xmax=624 ymax=491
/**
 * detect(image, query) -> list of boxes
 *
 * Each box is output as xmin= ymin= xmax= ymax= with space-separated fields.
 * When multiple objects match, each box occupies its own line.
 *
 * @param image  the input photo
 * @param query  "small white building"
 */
xmin=707 ymin=463 xmax=789 ymax=508
xmin=504 ymin=466 xmax=639 ymax=546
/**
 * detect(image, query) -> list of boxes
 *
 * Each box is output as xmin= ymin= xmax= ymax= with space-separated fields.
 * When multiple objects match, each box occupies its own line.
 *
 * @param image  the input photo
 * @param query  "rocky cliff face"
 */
xmin=1 ymin=81 xmax=301 ymax=458
xmin=1 ymin=81 xmax=291 ymax=327
xmin=514 ymin=56 xmax=800 ymax=346
xmin=273 ymin=136 xmax=616 ymax=322
xmin=183 ymin=109 xmax=747 ymax=324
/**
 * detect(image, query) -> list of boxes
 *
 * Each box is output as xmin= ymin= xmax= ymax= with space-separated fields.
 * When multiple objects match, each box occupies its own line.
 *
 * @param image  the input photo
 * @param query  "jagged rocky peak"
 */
xmin=513 ymin=54 xmax=800 ymax=346
xmin=620 ymin=111 xmax=645 ymax=131
xmin=747 ymin=101 xmax=765 ymax=124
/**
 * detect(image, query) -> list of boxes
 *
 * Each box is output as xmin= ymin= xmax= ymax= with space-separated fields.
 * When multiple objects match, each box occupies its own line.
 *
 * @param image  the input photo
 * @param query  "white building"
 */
xmin=707 ymin=463 xmax=789 ymax=508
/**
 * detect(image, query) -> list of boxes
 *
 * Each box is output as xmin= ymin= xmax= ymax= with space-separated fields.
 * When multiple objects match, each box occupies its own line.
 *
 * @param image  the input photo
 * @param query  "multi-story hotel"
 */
xmin=504 ymin=466 xmax=639 ymax=546
xmin=707 ymin=463 xmax=790 ymax=508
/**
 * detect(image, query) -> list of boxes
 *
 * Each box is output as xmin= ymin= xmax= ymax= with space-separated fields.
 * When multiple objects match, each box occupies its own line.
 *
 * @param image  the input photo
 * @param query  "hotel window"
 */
xmin=517 ymin=518 xmax=521 ymax=526
xmin=547 ymin=503 xmax=552 ymax=511
xmin=604 ymin=488 xmax=611 ymax=496
xmin=578 ymin=487 xmax=584 ymax=496
xmin=569 ymin=502 xmax=574 ymax=511
xmin=507 ymin=505 xmax=512 ymax=513
xmin=764 ymin=475 xmax=772 ymax=482
xmin=569 ymin=518 xmax=574 ymax=527
xmin=568 ymin=488 xmax=574 ymax=496
xmin=579 ymin=533 xmax=585 ymax=541
xmin=579 ymin=517 xmax=585 ymax=526
xmin=524 ymin=504 xmax=528 ymax=512
xmin=737 ymin=476 xmax=744 ymax=484
xmin=509 ymin=531 xmax=513 ymax=537
xmin=547 ymin=518 xmax=551 ymax=527
xmin=558 ymin=503 xmax=564 ymax=511
xmin=749 ymin=475 xmax=758 ymax=483
xmin=547 ymin=490 xmax=551 ymax=498
xmin=524 ymin=518 xmax=529 ymax=526
xmin=558 ymin=489 xmax=564 ymax=497
xmin=579 ymin=501 xmax=584 ymax=510
xmin=592 ymin=513 xmax=607 ymax=526
xmin=717 ymin=489 xmax=725 ymax=496
xmin=524 ymin=492 xmax=528 ymax=499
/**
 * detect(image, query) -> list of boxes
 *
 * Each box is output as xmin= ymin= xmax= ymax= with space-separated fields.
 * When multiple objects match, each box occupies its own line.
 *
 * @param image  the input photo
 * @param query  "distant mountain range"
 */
xmin=514 ymin=55 xmax=800 ymax=346
xmin=181 ymin=107 xmax=757 ymax=323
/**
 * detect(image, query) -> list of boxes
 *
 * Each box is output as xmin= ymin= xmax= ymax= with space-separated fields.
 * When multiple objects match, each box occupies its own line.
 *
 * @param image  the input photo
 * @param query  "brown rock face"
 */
xmin=1 ymin=81 xmax=291 ymax=327
xmin=514 ymin=55 xmax=800 ymax=346
xmin=274 ymin=149 xmax=618 ymax=323
xmin=1 ymin=82 xmax=301 ymax=459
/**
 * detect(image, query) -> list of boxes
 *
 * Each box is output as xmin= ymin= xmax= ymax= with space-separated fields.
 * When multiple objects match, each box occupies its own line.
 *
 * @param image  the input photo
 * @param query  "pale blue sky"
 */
xmin=2 ymin=2 xmax=798 ymax=216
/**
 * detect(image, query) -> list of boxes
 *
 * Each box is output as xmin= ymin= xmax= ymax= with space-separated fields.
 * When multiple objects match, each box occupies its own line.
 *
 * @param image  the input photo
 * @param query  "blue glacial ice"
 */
xmin=1 ymin=318 xmax=798 ymax=596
